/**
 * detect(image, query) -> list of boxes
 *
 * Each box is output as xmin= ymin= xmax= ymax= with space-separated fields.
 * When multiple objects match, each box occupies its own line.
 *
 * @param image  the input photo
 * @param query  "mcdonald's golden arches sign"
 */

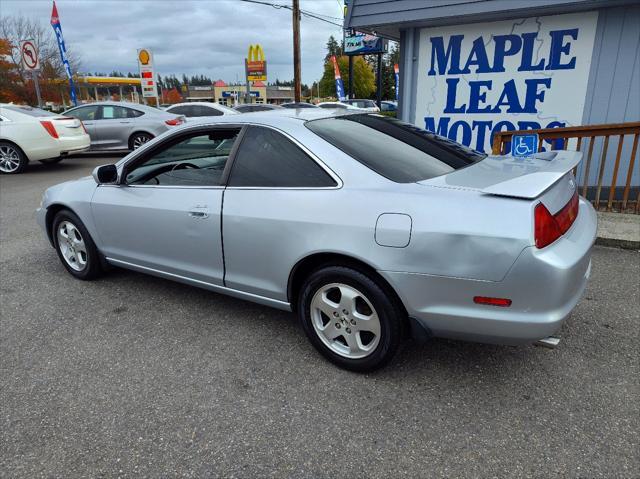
xmin=246 ymin=44 xmax=267 ymax=81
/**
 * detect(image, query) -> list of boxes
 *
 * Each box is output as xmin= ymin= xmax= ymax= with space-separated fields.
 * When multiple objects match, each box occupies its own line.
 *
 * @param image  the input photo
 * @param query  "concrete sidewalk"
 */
xmin=596 ymin=211 xmax=640 ymax=250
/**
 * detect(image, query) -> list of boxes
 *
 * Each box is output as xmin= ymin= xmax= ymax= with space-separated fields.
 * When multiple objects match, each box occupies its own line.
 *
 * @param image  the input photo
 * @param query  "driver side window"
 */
xmin=125 ymin=128 xmax=240 ymax=187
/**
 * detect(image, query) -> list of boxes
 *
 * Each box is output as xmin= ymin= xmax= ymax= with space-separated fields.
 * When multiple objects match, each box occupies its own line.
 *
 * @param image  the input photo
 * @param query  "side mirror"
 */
xmin=92 ymin=164 xmax=118 ymax=184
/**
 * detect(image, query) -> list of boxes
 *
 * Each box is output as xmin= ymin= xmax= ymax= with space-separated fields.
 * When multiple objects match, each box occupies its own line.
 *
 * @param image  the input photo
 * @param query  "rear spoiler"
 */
xmin=481 ymin=151 xmax=582 ymax=199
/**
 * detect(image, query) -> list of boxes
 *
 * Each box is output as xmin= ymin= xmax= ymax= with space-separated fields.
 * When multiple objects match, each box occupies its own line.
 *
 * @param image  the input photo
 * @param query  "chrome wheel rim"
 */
xmin=310 ymin=283 xmax=381 ymax=359
xmin=0 ymin=145 xmax=21 ymax=173
xmin=57 ymin=221 xmax=87 ymax=272
xmin=132 ymin=135 xmax=150 ymax=149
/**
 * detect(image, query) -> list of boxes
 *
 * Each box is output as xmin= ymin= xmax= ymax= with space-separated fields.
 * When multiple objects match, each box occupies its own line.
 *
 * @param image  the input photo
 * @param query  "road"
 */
xmin=1 ymin=155 xmax=638 ymax=478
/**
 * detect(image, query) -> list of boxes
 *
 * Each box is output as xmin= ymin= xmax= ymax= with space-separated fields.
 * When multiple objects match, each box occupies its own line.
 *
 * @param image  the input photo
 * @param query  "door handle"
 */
xmin=188 ymin=206 xmax=209 ymax=219
xmin=119 ymin=121 xmax=132 ymax=124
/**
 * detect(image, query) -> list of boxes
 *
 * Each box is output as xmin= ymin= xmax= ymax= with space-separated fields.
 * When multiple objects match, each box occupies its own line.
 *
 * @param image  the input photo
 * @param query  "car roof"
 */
xmin=182 ymin=108 xmax=360 ymax=128
xmin=68 ymin=101 xmax=158 ymax=111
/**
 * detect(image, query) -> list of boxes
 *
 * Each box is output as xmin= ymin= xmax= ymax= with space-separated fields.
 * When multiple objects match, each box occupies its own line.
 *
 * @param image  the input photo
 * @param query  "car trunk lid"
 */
xmin=42 ymin=116 xmax=86 ymax=138
xmin=420 ymin=150 xmax=581 ymax=212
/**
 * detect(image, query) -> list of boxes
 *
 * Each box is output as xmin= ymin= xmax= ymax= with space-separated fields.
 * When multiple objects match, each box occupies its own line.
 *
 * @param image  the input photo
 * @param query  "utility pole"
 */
xmin=32 ymin=71 xmax=43 ymax=108
xmin=292 ymin=0 xmax=301 ymax=102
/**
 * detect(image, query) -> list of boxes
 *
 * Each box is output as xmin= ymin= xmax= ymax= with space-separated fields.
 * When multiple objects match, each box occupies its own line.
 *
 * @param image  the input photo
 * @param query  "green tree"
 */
xmin=319 ymin=55 xmax=375 ymax=99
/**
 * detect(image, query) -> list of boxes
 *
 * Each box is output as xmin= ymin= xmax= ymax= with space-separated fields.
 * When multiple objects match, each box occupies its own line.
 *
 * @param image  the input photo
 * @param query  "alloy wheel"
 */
xmin=56 ymin=221 xmax=88 ymax=271
xmin=132 ymin=135 xmax=150 ymax=149
xmin=0 ymin=145 xmax=21 ymax=173
xmin=310 ymin=283 xmax=381 ymax=359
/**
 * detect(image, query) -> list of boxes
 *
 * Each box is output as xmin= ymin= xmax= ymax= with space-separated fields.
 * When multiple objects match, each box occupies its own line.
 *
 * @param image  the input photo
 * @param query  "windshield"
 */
xmin=306 ymin=114 xmax=487 ymax=183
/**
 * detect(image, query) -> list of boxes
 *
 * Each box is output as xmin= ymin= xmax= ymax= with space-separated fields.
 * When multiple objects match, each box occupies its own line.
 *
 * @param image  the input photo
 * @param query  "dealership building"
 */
xmin=345 ymin=0 xmax=639 ymax=195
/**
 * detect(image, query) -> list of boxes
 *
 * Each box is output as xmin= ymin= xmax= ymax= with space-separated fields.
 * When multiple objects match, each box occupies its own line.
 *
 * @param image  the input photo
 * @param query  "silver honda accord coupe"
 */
xmin=36 ymin=110 xmax=597 ymax=371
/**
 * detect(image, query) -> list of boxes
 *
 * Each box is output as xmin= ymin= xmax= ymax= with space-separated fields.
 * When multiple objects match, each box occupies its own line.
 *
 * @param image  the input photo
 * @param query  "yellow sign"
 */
xmin=138 ymin=49 xmax=150 ymax=66
xmin=246 ymin=44 xmax=267 ymax=81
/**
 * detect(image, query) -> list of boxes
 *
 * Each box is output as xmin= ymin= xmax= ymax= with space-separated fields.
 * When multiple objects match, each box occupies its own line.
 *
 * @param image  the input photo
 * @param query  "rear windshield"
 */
xmin=3 ymin=105 xmax=55 ymax=117
xmin=306 ymin=114 xmax=486 ymax=183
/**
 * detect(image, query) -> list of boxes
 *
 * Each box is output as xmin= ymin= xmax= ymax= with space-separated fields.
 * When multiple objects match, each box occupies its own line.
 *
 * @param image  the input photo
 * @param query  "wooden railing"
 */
xmin=492 ymin=122 xmax=640 ymax=213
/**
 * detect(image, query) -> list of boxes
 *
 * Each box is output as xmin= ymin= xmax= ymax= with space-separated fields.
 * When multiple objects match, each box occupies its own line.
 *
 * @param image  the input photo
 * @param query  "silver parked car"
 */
xmin=36 ymin=110 xmax=597 ymax=371
xmin=63 ymin=101 xmax=185 ymax=151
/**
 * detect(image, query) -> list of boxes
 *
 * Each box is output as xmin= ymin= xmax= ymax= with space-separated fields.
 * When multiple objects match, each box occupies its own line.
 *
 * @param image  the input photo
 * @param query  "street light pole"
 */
xmin=292 ymin=0 xmax=301 ymax=102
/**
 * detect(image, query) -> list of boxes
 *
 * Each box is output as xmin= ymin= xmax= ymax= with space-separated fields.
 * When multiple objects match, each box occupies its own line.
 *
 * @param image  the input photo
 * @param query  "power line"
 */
xmin=238 ymin=0 xmax=344 ymax=27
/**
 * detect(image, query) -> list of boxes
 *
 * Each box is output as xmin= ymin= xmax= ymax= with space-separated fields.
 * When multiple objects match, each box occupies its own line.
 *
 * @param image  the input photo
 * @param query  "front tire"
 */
xmin=298 ymin=266 xmax=404 ymax=372
xmin=52 ymin=210 xmax=103 ymax=280
xmin=0 ymin=142 xmax=28 ymax=174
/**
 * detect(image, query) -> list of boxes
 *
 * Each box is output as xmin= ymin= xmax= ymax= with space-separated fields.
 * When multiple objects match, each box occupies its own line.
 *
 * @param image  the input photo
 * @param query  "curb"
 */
xmin=595 ymin=236 xmax=640 ymax=250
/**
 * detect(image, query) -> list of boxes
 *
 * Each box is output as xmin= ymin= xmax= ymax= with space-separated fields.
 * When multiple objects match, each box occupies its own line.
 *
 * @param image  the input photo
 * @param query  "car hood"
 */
xmin=419 ymin=151 xmax=582 ymax=199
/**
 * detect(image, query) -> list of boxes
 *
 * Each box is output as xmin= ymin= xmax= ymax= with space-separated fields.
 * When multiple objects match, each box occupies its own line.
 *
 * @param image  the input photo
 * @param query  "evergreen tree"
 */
xmin=324 ymin=35 xmax=342 ymax=61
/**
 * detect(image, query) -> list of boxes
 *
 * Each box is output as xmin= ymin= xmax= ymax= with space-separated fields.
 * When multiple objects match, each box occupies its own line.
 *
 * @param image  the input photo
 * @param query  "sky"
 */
xmin=1 ymin=0 xmax=345 ymax=84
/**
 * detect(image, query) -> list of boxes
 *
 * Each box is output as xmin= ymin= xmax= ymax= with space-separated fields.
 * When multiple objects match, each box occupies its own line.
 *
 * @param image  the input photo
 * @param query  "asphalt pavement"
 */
xmin=1 ymin=154 xmax=638 ymax=478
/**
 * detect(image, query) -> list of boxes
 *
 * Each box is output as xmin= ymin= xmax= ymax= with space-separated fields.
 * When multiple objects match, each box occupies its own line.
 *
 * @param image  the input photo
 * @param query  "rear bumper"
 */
xmin=58 ymin=135 xmax=91 ymax=155
xmin=382 ymin=198 xmax=597 ymax=345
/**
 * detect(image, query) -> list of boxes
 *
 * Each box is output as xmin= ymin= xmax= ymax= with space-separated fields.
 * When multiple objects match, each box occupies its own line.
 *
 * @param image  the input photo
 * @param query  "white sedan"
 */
xmin=0 ymin=104 xmax=90 ymax=174
xmin=164 ymin=102 xmax=238 ymax=119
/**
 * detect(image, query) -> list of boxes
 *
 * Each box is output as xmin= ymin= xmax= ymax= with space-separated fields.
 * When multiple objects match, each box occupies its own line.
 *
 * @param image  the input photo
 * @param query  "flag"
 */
xmin=331 ymin=56 xmax=346 ymax=101
xmin=394 ymin=63 xmax=399 ymax=101
xmin=51 ymin=1 xmax=78 ymax=106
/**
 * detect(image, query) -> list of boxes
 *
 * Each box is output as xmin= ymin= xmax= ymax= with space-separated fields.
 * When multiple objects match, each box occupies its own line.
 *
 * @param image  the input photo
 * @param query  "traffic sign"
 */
xmin=20 ymin=40 xmax=40 ymax=71
xmin=511 ymin=133 xmax=539 ymax=158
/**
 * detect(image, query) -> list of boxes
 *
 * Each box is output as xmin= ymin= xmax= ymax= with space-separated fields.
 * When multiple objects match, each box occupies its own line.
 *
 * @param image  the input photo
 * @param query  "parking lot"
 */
xmin=0 ymin=154 xmax=638 ymax=477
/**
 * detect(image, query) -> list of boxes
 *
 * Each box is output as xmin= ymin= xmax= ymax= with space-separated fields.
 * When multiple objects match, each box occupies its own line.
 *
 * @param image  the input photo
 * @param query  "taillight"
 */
xmin=40 ymin=120 xmax=59 ymax=139
xmin=535 ymin=192 xmax=579 ymax=248
xmin=165 ymin=117 xmax=184 ymax=126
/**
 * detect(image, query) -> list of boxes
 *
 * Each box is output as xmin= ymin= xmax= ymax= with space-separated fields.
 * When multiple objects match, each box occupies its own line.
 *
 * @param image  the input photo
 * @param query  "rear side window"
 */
xmin=127 ymin=108 xmax=144 ymax=118
xmin=100 ymin=106 xmax=129 ymax=119
xmin=228 ymin=126 xmax=337 ymax=188
xmin=306 ymin=114 xmax=486 ymax=183
xmin=67 ymin=106 xmax=98 ymax=121
xmin=166 ymin=105 xmax=186 ymax=115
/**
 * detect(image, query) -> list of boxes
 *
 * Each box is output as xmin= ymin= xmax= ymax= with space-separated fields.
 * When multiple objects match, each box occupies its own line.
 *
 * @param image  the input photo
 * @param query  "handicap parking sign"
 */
xmin=511 ymin=133 xmax=539 ymax=158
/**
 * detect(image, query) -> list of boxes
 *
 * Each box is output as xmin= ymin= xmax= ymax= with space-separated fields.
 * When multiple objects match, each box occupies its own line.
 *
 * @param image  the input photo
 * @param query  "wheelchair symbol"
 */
xmin=515 ymin=137 xmax=533 ymax=155
xmin=511 ymin=134 xmax=538 ymax=158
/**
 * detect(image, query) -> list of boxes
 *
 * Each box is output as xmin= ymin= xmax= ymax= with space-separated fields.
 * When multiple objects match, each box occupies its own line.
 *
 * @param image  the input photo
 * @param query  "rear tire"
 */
xmin=39 ymin=157 xmax=63 ymax=164
xmin=52 ymin=210 xmax=103 ymax=280
xmin=298 ymin=266 xmax=404 ymax=372
xmin=0 ymin=142 xmax=28 ymax=174
xmin=129 ymin=132 xmax=153 ymax=150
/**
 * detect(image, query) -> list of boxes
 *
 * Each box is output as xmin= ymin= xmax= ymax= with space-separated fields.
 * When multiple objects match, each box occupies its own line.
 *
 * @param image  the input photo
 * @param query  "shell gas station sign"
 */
xmin=246 ymin=44 xmax=267 ymax=82
xmin=137 ymin=48 xmax=157 ymax=98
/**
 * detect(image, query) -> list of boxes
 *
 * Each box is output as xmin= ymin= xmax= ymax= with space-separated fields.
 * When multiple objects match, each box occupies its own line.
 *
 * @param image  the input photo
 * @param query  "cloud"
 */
xmin=2 ymin=0 xmax=344 ymax=84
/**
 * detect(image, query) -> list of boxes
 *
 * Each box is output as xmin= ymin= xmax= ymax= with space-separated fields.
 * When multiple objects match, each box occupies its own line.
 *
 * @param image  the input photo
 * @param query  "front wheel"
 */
xmin=52 ymin=210 xmax=103 ymax=280
xmin=0 ymin=142 xmax=28 ymax=174
xmin=298 ymin=266 xmax=404 ymax=372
